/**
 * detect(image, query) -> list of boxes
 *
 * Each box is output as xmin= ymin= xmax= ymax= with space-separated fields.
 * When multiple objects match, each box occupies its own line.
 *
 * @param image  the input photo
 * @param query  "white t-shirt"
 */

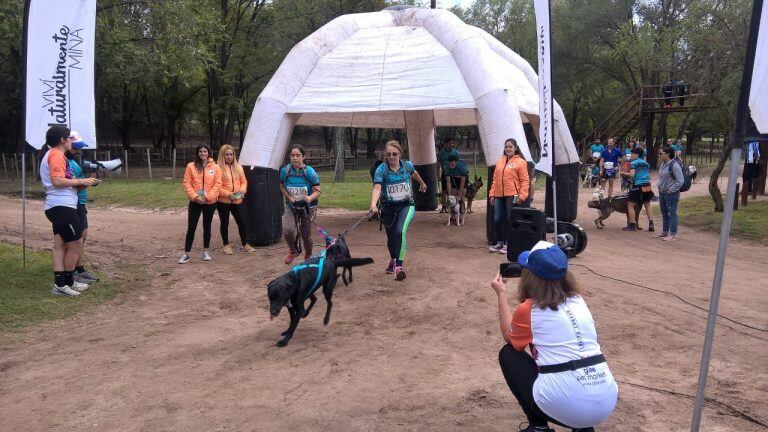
xmin=507 ymin=296 xmax=618 ymax=428
xmin=40 ymin=148 xmax=78 ymax=210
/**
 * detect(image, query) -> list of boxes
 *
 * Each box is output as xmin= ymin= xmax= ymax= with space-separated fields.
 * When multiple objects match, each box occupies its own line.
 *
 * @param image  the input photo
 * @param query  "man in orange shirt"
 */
xmin=40 ymin=125 xmax=100 ymax=296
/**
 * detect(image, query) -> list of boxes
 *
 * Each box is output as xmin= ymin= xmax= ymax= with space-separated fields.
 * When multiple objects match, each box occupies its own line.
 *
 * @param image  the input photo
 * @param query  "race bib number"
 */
xmin=386 ymin=181 xmax=411 ymax=201
xmin=287 ymin=186 xmax=308 ymax=199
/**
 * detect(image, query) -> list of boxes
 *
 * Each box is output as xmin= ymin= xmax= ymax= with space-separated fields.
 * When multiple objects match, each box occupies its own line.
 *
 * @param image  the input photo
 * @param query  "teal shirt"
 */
xmin=444 ymin=160 xmax=468 ymax=178
xmin=631 ymin=158 xmax=651 ymax=185
xmin=671 ymin=144 xmax=683 ymax=152
xmin=280 ymin=164 xmax=320 ymax=207
xmin=437 ymin=148 xmax=460 ymax=170
xmin=589 ymin=143 xmax=605 ymax=155
xmin=67 ymin=158 xmax=87 ymax=205
xmin=374 ymin=160 xmax=415 ymax=204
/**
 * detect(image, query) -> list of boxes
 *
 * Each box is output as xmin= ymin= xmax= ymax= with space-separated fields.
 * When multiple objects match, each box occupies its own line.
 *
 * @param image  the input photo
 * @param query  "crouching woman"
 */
xmin=490 ymin=242 xmax=617 ymax=432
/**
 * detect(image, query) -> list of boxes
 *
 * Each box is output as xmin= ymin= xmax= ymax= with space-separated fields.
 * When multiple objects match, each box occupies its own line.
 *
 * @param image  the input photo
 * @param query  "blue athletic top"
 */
xmin=671 ymin=144 xmax=683 ymax=152
xmin=590 ymin=143 xmax=605 ymax=155
xmin=280 ymin=164 xmax=320 ymax=207
xmin=600 ymin=147 xmax=624 ymax=165
xmin=374 ymin=160 xmax=415 ymax=204
xmin=444 ymin=160 xmax=469 ymax=178
xmin=630 ymin=158 xmax=651 ymax=185
xmin=438 ymin=148 xmax=460 ymax=170
xmin=67 ymin=158 xmax=87 ymax=205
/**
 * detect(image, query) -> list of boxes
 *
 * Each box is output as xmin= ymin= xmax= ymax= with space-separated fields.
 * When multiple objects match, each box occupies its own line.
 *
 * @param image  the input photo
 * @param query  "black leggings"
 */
xmin=217 ymin=202 xmax=247 ymax=246
xmin=499 ymin=345 xmax=594 ymax=432
xmin=380 ymin=201 xmax=415 ymax=266
xmin=185 ymin=201 xmax=217 ymax=252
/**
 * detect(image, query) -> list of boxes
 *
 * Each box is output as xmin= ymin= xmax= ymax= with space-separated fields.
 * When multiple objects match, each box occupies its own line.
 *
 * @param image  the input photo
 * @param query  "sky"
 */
xmin=440 ymin=0 xmax=475 ymax=9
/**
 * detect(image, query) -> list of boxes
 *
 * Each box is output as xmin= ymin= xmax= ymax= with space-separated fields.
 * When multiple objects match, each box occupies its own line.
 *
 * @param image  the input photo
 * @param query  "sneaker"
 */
xmin=223 ymin=244 xmax=234 ymax=255
xmin=72 ymin=281 xmax=89 ymax=292
xmin=489 ymin=243 xmax=503 ymax=253
xmin=498 ymin=244 xmax=508 ymax=255
xmin=622 ymin=225 xmax=638 ymax=231
xmin=652 ymin=232 xmax=668 ymax=238
xmin=51 ymin=284 xmax=80 ymax=296
xmin=178 ymin=253 xmax=190 ymax=264
xmin=385 ymin=259 xmax=396 ymax=274
xmin=518 ymin=426 xmax=555 ymax=432
xmin=648 ymin=221 xmax=655 ymax=232
xmin=284 ymin=251 xmax=298 ymax=264
xmin=78 ymin=271 xmax=99 ymax=282
xmin=394 ymin=266 xmax=406 ymax=281
xmin=242 ymin=244 xmax=257 ymax=253
xmin=202 ymin=251 xmax=212 ymax=261
xmin=73 ymin=273 xmax=90 ymax=284
xmin=663 ymin=235 xmax=677 ymax=241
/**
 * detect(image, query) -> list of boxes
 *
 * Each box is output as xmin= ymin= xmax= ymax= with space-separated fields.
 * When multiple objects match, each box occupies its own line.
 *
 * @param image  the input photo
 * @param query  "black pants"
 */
xmin=380 ymin=201 xmax=415 ymax=266
xmin=185 ymin=201 xmax=216 ymax=252
xmin=493 ymin=196 xmax=530 ymax=243
xmin=499 ymin=345 xmax=594 ymax=432
xmin=217 ymin=202 xmax=247 ymax=246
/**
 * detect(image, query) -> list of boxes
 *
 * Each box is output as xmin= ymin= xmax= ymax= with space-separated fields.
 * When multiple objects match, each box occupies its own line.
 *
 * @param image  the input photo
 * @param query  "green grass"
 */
xmin=87 ymin=179 xmax=189 ymax=209
xmin=678 ymin=196 xmax=768 ymax=244
xmin=0 ymin=243 xmax=129 ymax=331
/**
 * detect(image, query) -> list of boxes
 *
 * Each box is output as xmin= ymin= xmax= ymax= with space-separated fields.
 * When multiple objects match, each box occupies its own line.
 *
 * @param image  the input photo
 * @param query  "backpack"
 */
xmin=670 ymin=159 xmax=692 ymax=192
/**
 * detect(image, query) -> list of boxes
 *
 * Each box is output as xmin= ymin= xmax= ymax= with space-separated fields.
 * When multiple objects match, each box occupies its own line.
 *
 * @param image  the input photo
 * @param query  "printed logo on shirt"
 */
xmin=208 ymin=169 xmax=215 ymax=175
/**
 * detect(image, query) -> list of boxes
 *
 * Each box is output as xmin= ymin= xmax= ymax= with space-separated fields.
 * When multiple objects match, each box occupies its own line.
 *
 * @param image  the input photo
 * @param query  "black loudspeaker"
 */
xmin=486 ymin=166 xmax=496 ymax=243
xmin=413 ymin=163 xmax=438 ymax=211
xmin=243 ymin=166 xmax=283 ymax=246
xmin=545 ymin=162 xmax=580 ymax=222
xmin=506 ymin=207 xmax=546 ymax=262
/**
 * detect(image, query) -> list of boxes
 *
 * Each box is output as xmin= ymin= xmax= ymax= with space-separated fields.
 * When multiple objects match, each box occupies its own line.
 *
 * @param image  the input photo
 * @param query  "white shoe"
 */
xmin=489 ymin=243 xmax=502 ymax=253
xmin=178 ymin=254 xmax=190 ymax=264
xmin=72 ymin=281 xmax=89 ymax=292
xmin=498 ymin=244 xmax=508 ymax=255
xmin=51 ymin=284 xmax=80 ymax=296
xmin=202 ymin=251 xmax=212 ymax=261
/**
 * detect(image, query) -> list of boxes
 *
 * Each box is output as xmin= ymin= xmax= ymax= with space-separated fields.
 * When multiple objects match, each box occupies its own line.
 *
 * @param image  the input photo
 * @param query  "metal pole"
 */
xmin=690 ymin=0 xmax=762 ymax=430
xmin=2 ymin=154 xmax=6 ymax=178
xmin=146 ymin=147 xmax=152 ymax=180
xmin=107 ymin=150 xmax=112 ymax=180
xmin=173 ymin=148 xmax=177 ymax=179
xmin=22 ymin=152 xmax=26 ymax=268
xmin=14 ymin=153 xmax=19 ymax=178
xmin=548 ymin=0 xmax=558 ymax=240
xmin=124 ymin=149 xmax=129 ymax=184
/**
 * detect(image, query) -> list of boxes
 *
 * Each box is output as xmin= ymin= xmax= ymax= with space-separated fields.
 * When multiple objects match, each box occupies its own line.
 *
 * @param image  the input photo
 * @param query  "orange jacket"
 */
xmin=183 ymin=159 xmax=222 ymax=204
xmin=218 ymin=163 xmax=248 ymax=204
xmin=489 ymin=154 xmax=530 ymax=202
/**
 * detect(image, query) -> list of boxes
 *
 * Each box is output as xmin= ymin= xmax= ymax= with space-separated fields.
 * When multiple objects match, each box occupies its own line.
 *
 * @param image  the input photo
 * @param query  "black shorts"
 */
xmin=601 ymin=168 xmax=618 ymax=179
xmin=77 ymin=204 xmax=88 ymax=230
xmin=44 ymin=206 xmax=83 ymax=242
xmin=629 ymin=184 xmax=654 ymax=203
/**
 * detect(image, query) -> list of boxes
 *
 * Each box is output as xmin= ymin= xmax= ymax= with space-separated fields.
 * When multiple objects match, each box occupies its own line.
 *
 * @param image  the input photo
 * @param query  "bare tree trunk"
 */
xmin=708 ymin=126 xmax=732 ymax=212
xmin=334 ymin=127 xmax=345 ymax=182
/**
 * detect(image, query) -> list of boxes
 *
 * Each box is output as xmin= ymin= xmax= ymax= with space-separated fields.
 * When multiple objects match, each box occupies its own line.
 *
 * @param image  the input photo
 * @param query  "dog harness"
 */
xmin=291 ymin=251 xmax=327 ymax=299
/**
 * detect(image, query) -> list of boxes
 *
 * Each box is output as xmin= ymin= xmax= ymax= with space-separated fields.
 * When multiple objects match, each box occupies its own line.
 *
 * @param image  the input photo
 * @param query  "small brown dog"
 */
xmin=464 ymin=176 xmax=484 ymax=213
xmin=587 ymin=192 xmax=643 ymax=229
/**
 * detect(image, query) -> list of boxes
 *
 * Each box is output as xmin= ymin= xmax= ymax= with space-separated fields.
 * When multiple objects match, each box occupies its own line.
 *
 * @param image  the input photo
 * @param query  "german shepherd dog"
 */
xmin=464 ymin=176 xmax=484 ymax=213
xmin=267 ymin=235 xmax=373 ymax=347
xmin=587 ymin=190 xmax=643 ymax=229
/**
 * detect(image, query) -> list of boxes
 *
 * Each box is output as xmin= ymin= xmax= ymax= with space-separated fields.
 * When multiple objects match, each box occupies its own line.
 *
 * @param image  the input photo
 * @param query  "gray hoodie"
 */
xmin=658 ymin=159 xmax=684 ymax=194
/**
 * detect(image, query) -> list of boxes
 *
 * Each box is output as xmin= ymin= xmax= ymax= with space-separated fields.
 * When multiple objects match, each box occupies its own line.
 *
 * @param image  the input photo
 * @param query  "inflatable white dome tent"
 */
xmin=240 ymin=6 xmax=580 ymax=245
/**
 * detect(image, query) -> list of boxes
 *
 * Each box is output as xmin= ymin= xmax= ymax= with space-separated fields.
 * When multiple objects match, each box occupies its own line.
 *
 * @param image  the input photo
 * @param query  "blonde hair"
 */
xmin=217 ymin=144 xmax=244 ymax=180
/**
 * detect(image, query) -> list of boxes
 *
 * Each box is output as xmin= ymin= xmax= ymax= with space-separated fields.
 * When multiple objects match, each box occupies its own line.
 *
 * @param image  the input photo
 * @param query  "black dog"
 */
xmin=587 ymin=194 xmax=643 ymax=230
xmin=267 ymin=235 xmax=373 ymax=347
xmin=465 ymin=176 xmax=484 ymax=213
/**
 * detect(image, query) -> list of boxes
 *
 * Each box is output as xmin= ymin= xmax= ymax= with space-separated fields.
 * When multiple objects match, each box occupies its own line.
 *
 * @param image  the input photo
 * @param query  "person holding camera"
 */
xmin=491 ymin=241 xmax=617 ymax=432
xmin=179 ymin=144 xmax=222 ymax=264
xmin=216 ymin=144 xmax=255 ymax=255
xmin=41 ymin=125 xmax=101 ymax=296
xmin=66 ymin=131 xmax=99 ymax=284
xmin=488 ymin=138 xmax=530 ymax=255
xmin=280 ymin=144 xmax=321 ymax=264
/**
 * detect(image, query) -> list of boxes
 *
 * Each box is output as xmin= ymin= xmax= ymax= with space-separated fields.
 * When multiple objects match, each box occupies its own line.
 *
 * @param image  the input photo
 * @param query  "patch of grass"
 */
xmin=0 ymin=243 xmax=129 ymax=331
xmin=87 ymin=178 xmax=188 ymax=209
xmin=678 ymin=196 xmax=768 ymax=244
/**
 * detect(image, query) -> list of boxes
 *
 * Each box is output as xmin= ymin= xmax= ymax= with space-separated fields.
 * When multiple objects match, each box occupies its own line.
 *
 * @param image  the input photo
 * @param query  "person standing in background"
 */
xmin=179 ymin=144 xmax=222 ymax=264
xmin=66 ymin=131 xmax=99 ymax=284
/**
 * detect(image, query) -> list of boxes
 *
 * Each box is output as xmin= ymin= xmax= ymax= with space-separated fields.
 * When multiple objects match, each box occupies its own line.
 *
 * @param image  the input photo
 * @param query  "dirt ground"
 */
xmin=1 ymin=176 xmax=767 ymax=432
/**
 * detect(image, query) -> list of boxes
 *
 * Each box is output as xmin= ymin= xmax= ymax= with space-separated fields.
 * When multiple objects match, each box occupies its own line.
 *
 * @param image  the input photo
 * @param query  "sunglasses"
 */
xmin=385 ymin=152 xmax=399 ymax=157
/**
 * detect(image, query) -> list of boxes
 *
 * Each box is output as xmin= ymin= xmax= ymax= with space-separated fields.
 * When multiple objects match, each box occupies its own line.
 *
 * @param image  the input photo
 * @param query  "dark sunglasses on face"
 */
xmin=385 ymin=152 xmax=399 ymax=157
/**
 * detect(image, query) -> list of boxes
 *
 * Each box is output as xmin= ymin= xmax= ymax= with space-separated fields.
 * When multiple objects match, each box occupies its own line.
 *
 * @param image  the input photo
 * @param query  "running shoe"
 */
xmin=488 ymin=243 xmax=503 ymax=253
xmin=652 ymin=233 xmax=668 ymax=238
xmin=284 ymin=251 xmax=298 ymax=264
xmin=78 ymin=271 xmax=99 ymax=282
xmin=51 ymin=284 xmax=80 ymax=296
xmin=498 ymin=244 xmax=508 ymax=255
xmin=73 ymin=273 xmax=90 ymax=285
xmin=202 ymin=251 xmax=212 ymax=261
xmin=242 ymin=244 xmax=257 ymax=253
xmin=394 ymin=266 xmax=406 ymax=281
xmin=622 ymin=225 xmax=638 ymax=231
xmin=178 ymin=253 xmax=190 ymax=264
xmin=385 ymin=259 xmax=396 ymax=274
xmin=663 ymin=235 xmax=677 ymax=241
xmin=72 ymin=281 xmax=89 ymax=292
xmin=223 ymin=244 xmax=234 ymax=255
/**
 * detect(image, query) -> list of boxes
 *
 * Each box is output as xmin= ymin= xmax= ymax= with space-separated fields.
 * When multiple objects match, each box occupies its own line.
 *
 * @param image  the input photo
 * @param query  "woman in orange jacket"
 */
xmin=179 ymin=144 xmax=222 ymax=264
xmin=488 ymin=138 xmax=531 ymax=255
xmin=216 ymin=144 xmax=254 ymax=255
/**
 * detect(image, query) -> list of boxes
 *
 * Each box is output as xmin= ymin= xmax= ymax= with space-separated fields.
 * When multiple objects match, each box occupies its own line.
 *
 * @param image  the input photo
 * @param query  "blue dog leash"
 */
xmin=291 ymin=250 xmax=327 ymax=300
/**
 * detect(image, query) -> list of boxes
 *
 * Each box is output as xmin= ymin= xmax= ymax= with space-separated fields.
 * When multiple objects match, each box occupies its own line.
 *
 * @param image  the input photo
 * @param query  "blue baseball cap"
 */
xmin=517 ymin=241 xmax=568 ymax=280
xmin=69 ymin=131 xmax=88 ymax=150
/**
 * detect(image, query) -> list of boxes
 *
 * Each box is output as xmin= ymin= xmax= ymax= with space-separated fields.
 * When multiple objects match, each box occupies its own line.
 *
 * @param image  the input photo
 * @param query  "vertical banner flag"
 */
xmin=24 ymin=0 xmax=97 ymax=149
xmin=748 ymin=2 xmax=767 ymax=133
xmin=533 ymin=0 xmax=553 ymax=175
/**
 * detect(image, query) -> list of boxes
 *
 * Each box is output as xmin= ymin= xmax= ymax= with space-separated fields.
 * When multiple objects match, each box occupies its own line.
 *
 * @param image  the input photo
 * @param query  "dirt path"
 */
xmin=1 ymin=176 xmax=766 ymax=432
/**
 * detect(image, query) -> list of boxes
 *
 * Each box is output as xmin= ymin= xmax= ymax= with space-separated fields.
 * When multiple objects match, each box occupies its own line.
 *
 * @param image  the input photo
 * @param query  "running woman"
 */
xmin=216 ymin=144 xmax=255 ymax=255
xmin=280 ymin=144 xmax=321 ymax=264
xmin=66 ymin=131 xmax=99 ymax=283
xmin=180 ymin=144 xmax=222 ymax=263
xmin=369 ymin=140 xmax=428 ymax=281
xmin=492 ymin=241 xmax=618 ymax=431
